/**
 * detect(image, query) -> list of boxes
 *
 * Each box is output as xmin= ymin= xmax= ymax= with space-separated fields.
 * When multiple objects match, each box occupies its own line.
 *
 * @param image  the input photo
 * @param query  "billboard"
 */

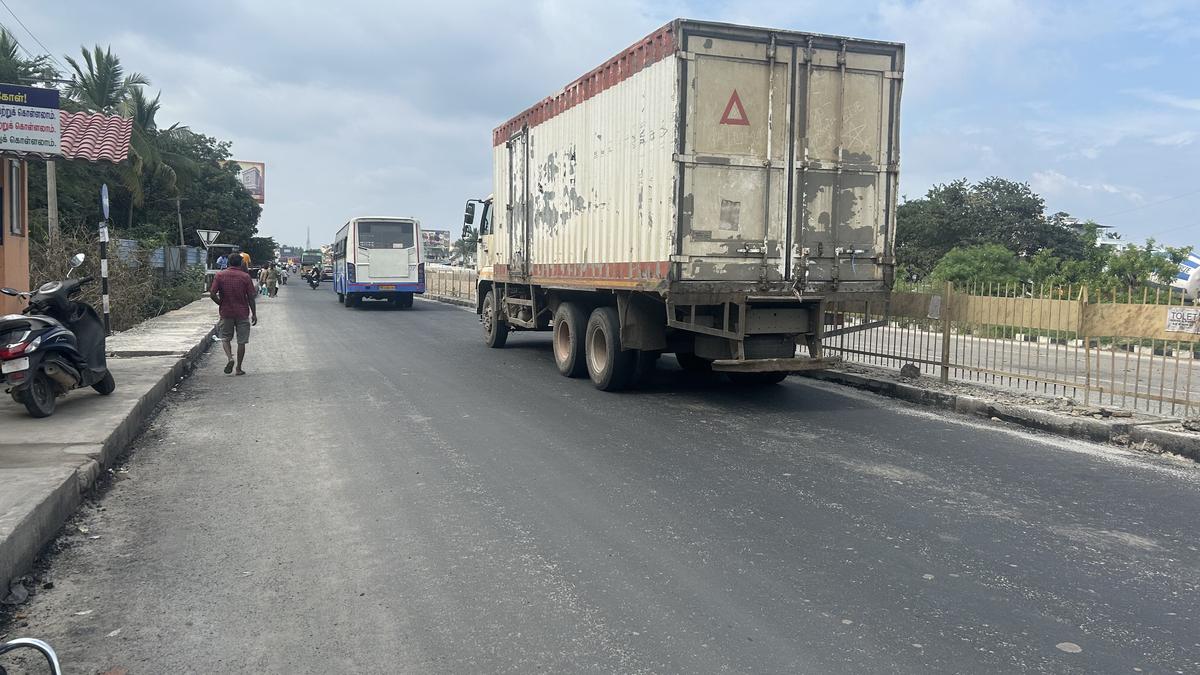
xmin=0 ymin=84 xmax=60 ymax=155
xmin=422 ymin=229 xmax=450 ymax=262
xmin=232 ymin=160 xmax=265 ymax=203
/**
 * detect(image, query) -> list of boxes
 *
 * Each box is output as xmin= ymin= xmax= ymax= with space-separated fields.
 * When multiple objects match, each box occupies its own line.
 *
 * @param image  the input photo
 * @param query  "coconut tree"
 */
xmin=0 ymin=28 xmax=57 ymax=84
xmin=63 ymin=45 xmax=147 ymax=113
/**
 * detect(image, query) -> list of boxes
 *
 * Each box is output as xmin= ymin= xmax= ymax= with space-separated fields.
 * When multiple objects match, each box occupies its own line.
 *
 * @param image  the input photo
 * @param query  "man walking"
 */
xmin=209 ymin=253 xmax=258 ymax=375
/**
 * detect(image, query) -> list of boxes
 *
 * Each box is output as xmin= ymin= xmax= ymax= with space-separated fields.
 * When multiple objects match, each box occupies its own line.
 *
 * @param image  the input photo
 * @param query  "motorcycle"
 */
xmin=1 ymin=254 xmax=116 ymax=418
xmin=308 ymin=273 xmax=320 ymax=290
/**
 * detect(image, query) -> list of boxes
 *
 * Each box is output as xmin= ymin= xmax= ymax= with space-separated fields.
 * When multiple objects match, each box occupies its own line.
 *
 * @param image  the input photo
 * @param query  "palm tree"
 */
xmin=63 ymin=45 xmax=147 ymax=113
xmin=452 ymin=227 xmax=478 ymax=264
xmin=0 ymin=28 xmax=57 ymax=84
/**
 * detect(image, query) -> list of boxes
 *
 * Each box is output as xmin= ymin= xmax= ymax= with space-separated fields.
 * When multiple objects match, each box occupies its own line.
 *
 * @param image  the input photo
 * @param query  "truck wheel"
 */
xmin=92 ymin=371 xmax=116 ymax=395
xmin=552 ymin=302 xmax=587 ymax=377
xmin=675 ymin=352 xmax=713 ymax=372
xmin=728 ymin=371 xmax=789 ymax=386
xmin=635 ymin=350 xmax=661 ymax=386
xmin=585 ymin=306 xmax=636 ymax=391
xmin=482 ymin=290 xmax=508 ymax=348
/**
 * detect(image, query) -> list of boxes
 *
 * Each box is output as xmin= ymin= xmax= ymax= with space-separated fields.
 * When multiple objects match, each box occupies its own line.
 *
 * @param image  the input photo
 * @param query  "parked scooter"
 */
xmin=0 ymin=254 xmax=116 ymax=418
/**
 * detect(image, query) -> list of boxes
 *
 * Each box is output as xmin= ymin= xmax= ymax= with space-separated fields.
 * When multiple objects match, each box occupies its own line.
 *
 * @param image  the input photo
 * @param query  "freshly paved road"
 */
xmin=3 ymin=286 xmax=1199 ymax=673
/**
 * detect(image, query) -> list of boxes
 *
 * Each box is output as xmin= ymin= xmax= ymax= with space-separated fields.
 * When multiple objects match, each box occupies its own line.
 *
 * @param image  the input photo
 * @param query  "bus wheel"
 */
xmin=399 ymin=292 xmax=414 ymax=309
xmin=337 ymin=293 xmax=344 ymax=303
xmin=344 ymin=294 xmax=358 ymax=308
xmin=482 ymin=290 xmax=508 ymax=348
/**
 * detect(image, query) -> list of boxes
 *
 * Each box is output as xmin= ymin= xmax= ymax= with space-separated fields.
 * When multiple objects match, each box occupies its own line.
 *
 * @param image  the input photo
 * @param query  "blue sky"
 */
xmin=7 ymin=0 xmax=1198 ymax=249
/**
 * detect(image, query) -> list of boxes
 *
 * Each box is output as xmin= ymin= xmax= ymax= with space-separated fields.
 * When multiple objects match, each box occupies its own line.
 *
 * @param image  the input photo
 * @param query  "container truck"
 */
xmin=463 ymin=18 xmax=904 ymax=390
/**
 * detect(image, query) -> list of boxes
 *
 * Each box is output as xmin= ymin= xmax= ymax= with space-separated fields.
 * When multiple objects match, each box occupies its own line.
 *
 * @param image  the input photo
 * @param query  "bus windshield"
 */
xmin=358 ymin=220 xmax=415 ymax=250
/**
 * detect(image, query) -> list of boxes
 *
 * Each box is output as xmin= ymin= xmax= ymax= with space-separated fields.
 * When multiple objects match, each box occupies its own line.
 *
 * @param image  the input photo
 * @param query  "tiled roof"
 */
xmin=58 ymin=111 xmax=132 ymax=163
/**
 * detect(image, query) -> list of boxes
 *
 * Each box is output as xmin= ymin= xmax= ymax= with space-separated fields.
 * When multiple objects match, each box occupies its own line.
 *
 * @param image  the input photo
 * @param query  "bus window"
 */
xmin=358 ymin=221 xmax=415 ymax=250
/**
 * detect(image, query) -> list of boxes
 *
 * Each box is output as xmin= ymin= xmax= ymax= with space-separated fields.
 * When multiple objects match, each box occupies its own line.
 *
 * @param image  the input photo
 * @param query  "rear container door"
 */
xmin=678 ymin=34 xmax=789 ymax=282
xmin=793 ymin=41 xmax=901 ymax=291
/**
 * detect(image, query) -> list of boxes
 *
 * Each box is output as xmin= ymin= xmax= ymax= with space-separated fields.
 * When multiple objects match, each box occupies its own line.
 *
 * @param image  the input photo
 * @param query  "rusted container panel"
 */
xmin=491 ymin=19 xmax=903 ymax=296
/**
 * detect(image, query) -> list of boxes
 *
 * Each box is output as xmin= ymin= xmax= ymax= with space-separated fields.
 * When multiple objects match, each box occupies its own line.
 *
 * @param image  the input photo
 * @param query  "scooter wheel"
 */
xmin=92 ymin=371 xmax=116 ymax=395
xmin=22 ymin=370 xmax=57 ymax=418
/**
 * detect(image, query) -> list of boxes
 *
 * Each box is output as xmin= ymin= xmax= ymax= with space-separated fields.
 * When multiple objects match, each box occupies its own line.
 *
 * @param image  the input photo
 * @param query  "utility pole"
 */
xmin=175 ymin=196 xmax=185 ymax=245
xmin=306 ymin=226 xmax=310 ymax=250
xmin=45 ymin=159 xmax=59 ymax=244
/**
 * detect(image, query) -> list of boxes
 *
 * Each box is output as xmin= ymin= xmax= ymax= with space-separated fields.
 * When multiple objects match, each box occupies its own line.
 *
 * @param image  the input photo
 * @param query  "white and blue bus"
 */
xmin=332 ymin=217 xmax=425 ymax=308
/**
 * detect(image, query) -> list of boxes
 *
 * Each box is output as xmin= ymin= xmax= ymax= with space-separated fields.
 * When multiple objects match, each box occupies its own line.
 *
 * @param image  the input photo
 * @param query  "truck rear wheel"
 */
xmin=482 ymin=289 xmax=508 ymax=348
xmin=552 ymin=302 xmax=587 ymax=377
xmin=585 ymin=306 xmax=636 ymax=391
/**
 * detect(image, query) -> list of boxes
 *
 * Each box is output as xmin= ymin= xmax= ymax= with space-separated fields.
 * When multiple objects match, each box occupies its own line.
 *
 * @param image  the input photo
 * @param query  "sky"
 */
xmin=6 ymin=0 xmax=1198 ymax=249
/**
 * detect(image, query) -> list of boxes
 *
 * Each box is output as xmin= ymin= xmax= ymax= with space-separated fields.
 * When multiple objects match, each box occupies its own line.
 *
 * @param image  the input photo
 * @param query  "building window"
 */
xmin=8 ymin=160 xmax=22 ymax=237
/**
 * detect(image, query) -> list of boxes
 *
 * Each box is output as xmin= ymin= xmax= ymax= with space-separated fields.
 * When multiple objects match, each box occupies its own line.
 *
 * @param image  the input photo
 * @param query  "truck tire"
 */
xmin=552 ymin=302 xmax=588 ymax=377
xmin=482 ymin=289 xmax=508 ymax=348
xmin=728 ymin=371 xmax=789 ymax=386
xmin=585 ymin=306 xmax=636 ymax=391
xmin=634 ymin=350 xmax=661 ymax=386
xmin=675 ymin=352 xmax=713 ymax=373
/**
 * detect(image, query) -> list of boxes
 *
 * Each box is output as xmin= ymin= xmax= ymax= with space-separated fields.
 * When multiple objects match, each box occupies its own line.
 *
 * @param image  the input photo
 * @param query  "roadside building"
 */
xmin=0 ymin=83 xmax=131 ymax=314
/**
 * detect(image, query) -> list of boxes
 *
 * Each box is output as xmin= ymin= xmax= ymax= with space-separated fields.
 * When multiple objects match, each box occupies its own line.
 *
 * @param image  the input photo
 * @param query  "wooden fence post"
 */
xmin=941 ymin=280 xmax=953 ymax=384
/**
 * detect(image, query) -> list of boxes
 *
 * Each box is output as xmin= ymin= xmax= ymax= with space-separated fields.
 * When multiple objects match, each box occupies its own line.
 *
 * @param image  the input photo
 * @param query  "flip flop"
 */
xmin=224 ymin=360 xmax=235 ymax=374
xmin=234 ymin=370 xmax=246 ymax=376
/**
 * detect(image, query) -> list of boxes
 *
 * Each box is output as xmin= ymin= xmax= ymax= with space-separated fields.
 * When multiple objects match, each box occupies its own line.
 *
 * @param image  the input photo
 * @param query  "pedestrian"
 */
xmin=265 ymin=263 xmax=279 ymax=298
xmin=209 ymin=252 xmax=258 ymax=376
xmin=216 ymin=253 xmax=228 ymax=270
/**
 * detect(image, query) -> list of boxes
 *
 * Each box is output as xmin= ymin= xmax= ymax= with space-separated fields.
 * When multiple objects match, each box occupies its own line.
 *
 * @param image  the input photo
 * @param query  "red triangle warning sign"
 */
xmin=719 ymin=90 xmax=750 ymax=126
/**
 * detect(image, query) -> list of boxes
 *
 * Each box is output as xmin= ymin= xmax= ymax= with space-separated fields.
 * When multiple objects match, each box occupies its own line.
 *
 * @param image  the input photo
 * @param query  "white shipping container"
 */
xmin=488 ymin=19 xmax=904 ymax=297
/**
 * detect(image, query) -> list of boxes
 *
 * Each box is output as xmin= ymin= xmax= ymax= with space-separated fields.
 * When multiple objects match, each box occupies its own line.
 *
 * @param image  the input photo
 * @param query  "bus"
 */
xmin=332 ymin=216 xmax=425 ymax=308
xmin=300 ymin=250 xmax=323 ymax=277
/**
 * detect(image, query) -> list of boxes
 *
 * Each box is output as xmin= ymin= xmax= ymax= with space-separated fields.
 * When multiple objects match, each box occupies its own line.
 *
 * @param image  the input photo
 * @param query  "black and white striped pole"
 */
xmin=99 ymin=184 xmax=111 ymax=334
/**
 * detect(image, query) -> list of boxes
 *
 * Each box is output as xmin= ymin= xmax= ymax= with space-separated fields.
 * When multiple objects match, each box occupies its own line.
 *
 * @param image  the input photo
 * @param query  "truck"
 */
xmin=463 ymin=19 xmax=904 ymax=390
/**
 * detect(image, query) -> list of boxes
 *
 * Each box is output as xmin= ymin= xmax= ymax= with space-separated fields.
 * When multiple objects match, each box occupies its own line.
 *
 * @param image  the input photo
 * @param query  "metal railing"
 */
xmin=425 ymin=265 xmax=477 ymax=304
xmin=823 ymin=283 xmax=1200 ymax=417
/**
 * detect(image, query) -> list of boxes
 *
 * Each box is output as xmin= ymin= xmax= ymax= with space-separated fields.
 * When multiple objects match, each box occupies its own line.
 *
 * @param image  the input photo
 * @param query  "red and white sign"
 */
xmin=719 ymin=90 xmax=750 ymax=126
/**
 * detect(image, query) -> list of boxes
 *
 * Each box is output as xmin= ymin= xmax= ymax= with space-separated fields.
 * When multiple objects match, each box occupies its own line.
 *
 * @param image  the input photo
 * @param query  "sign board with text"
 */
xmin=0 ymin=84 xmax=60 ymax=155
xmin=1165 ymin=306 xmax=1200 ymax=336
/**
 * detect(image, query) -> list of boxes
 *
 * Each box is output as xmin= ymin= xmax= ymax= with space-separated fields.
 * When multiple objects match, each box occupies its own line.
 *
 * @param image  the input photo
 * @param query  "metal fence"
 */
xmin=823 ymin=283 xmax=1200 ymax=417
xmin=425 ymin=265 xmax=477 ymax=304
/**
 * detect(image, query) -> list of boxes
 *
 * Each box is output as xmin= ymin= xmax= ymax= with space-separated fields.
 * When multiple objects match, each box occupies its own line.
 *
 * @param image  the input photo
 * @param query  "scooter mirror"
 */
xmin=69 ymin=253 xmax=86 ymax=268
xmin=0 ymin=287 xmax=18 ymax=296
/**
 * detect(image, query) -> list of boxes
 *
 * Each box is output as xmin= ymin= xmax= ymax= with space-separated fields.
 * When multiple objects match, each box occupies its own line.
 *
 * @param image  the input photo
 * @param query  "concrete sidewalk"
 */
xmin=0 ymin=298 xmax=217 ymax=596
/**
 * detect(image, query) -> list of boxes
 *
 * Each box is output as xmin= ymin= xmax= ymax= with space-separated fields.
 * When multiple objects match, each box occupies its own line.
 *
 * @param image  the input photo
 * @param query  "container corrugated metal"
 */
xmin=490 ymin=19 xmax=903 ymax=297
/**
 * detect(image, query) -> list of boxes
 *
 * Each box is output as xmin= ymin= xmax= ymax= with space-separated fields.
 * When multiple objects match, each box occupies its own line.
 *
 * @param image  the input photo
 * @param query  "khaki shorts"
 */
xmin=217 ymin=318 xmax=251 ymax=344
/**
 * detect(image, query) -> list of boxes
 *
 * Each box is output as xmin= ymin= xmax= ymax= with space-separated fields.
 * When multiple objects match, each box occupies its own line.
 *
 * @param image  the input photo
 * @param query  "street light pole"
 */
xmin=175 ymin=196 xmax=185 ymax=246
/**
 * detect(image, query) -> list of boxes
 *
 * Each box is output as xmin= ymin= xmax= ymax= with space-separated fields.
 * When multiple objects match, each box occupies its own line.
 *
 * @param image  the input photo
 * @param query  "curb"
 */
xmin=420 ymin=294 xmax=474 ymax=308
xmin=0 ymin=313 xmax=214 ymax=595
xmin=800 ymin=370 xmax=1199 ymax=462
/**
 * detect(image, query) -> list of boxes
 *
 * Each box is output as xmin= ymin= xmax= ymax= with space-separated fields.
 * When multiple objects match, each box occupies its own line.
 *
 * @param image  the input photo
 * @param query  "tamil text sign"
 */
xmin=0 ymin=84 xmax=60 ymax=155
xmin=232 ymin=160 xmax=265 ymax=204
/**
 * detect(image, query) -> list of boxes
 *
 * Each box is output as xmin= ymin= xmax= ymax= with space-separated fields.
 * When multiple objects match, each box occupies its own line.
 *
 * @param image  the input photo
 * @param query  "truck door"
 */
xmin=506 ymin=129 xmax=531 ymax=278
xmin=792 ymin=41 xmax=901 ymax=291
xmin=678 ymin=35 xmax=790 ymax=282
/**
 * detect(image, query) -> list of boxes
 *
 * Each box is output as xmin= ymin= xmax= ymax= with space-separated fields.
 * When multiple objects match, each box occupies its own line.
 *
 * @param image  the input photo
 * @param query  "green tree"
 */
xmin=453 ymin=226 xmax=478 ymax=261
xmin=1101 ymin=240 xmax=1190 ymax=293
xmin=896 ymin=177 xmax=1089 ymax=278
xmin=63 ymin=45 xmax=148 ymax=113
xmin=0 ymin=28 xmax=57 ymax=84
xmin=243 ymin=236 xmax=277 ymax=263
xmin=930 ymin=243 xmax=1024 ymax=287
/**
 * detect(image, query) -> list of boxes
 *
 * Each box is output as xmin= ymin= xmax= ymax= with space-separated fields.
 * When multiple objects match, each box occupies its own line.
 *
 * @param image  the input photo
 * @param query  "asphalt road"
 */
xmin=3 ymin=285 xmax=1199 ymax=674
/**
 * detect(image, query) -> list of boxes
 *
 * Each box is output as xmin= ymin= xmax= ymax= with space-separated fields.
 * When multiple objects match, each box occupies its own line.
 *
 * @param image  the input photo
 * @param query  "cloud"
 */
xmin=1031 ymin=170 xmax=1143 ymax=203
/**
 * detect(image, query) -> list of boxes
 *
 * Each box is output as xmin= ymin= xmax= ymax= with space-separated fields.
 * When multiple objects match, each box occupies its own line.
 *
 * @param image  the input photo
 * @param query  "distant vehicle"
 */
xmin=300 ymin=250 xmax=323 ymax=277
xmin=332 ymin=217 xmax=426 ymax=308
xmin=322 ymin=265 xmax=333 ymax=282
xmin=465 ymin=19 xmax=903 ymax=390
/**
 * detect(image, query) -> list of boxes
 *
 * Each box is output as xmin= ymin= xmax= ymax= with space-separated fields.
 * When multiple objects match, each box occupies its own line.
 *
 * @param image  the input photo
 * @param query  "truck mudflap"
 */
xmin=710 ymin=356 xmax=841 ymax=373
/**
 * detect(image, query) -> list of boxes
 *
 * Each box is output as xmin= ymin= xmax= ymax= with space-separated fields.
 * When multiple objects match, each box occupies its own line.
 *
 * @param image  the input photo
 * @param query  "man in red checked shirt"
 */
xmin=209 ymin=253 xmax=258 ymax=375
